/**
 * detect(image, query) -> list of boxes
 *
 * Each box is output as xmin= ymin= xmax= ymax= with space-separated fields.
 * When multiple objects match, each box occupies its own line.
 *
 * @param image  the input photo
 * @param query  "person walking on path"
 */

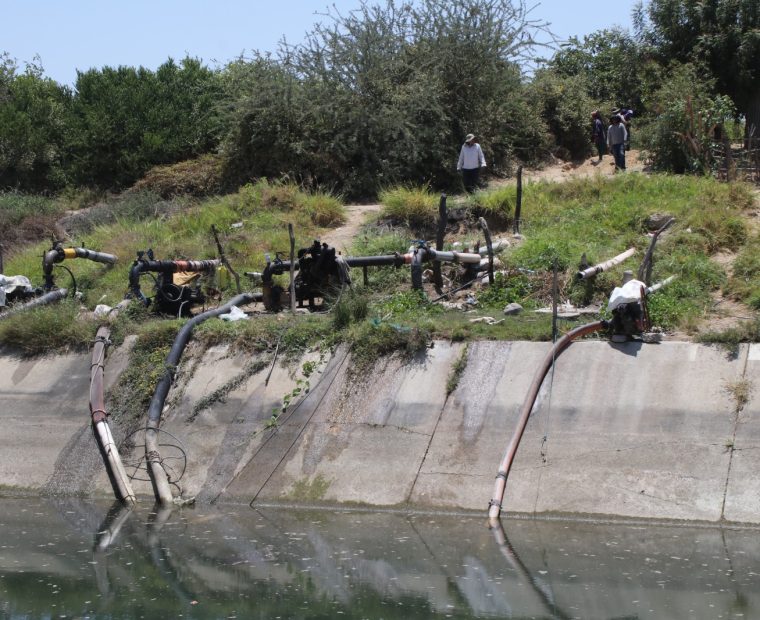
xmin=457 ymin=133 xmax=486 ymax=193
xmin=591 ymin=111 xmax=607 ymax=163
xmin=607 ymin=115 xmax=628 ymax=171
xmin=613 ymin=107 xmax=634 ymax=149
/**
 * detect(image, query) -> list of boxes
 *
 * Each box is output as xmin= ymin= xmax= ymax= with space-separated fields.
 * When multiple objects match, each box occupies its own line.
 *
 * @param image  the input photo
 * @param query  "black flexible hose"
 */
xmin=146 ymin=293 xmax=256 ymax=426
xmin=0 ymin=288 xmax=68 ymax=321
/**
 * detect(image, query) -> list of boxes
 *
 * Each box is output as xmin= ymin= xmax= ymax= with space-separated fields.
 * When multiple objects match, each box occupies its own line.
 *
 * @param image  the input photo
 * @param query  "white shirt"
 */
xmin=607 ymin=123 xmax=627 ymax=147
xmin=457 ymin=143 xmax=486 ymax=170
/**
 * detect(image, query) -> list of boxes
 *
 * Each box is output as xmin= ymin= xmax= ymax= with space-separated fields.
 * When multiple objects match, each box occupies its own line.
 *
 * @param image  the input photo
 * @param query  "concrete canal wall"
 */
xmin=0 ymin=339 xmax=758 ymax=524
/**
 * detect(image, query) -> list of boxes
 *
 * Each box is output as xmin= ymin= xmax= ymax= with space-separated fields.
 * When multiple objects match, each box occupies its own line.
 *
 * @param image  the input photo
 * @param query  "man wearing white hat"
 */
xmin=457 ymin=133 xmax=486 ymax=193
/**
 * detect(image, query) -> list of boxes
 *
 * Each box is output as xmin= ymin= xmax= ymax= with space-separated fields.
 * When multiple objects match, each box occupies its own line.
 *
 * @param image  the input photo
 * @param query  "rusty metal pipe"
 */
xmin=423 ymin=249 xmax=482 ymax=264
xmin=128 ymin=258 xmax=220 ymax=304
xmin=90 ymin=326 xmax=136 ymax=506
xmin=488 ymin=320 xmax=607 ymax=523
xmin=576 ymin=248 xmax=635 ymax=280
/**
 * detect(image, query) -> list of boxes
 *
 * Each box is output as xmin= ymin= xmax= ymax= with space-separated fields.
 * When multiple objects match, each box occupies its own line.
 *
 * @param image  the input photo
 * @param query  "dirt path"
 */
xmin=320 ymin=203 xmax=383 ymax=254
xmin=496 ymin=149 xmax=647 ymax=185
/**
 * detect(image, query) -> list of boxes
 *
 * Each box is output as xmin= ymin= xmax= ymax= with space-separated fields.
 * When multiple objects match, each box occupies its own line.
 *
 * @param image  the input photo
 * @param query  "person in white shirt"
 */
xmin=607 ymin=116 xmax=628 ymax=171
xmin=457 ymin=133 xmax=486 ymax=193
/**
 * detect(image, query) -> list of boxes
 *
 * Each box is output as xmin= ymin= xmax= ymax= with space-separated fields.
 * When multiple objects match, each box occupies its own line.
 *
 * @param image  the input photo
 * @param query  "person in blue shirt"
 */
xmin=607 ymin=115 xmax=628 ymax=171
xmin=613 ymin=107 xmax=634 ymax=149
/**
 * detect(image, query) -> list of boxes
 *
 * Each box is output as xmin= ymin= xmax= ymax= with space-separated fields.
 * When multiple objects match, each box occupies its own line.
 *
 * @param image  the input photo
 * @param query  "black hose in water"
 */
xmin=145 ymin=293 xmax=256 ymax=504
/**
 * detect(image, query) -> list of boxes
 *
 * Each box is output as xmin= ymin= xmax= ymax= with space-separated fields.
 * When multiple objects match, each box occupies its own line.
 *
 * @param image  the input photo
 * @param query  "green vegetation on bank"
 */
xmin=377 ymin=174 xmax=756 ymax=334
xmin=0 ymin=174 xmax=757 ymax=360
xmin=2 ymin=180 xmax=344 ymax=310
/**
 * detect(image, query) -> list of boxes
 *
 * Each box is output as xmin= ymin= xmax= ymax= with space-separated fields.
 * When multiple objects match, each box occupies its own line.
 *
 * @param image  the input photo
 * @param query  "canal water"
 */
xmin=0 ymin=498 xmax=758 ymax=619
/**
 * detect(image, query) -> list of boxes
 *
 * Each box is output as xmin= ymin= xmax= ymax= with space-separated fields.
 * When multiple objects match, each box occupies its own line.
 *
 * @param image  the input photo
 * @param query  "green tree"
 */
xmin=67 ymin=57 xmax=220 ymax=188
xmin=221 ymin=0 xmax=553 ymax=197
xmin=548 ymin=28 xmax=645 ymax=112
xmin=0 ymin=53 xmax=70 ymax=190
xmin=639 ymin=63 xmax=735 ymax=172
xmin=640 ymin=0 xmax=760 ymax=142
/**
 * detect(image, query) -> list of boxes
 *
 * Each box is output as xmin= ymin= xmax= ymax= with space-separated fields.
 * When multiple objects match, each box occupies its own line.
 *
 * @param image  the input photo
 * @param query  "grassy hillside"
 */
xmin=1 ymin=173 xmax=758 ymax=357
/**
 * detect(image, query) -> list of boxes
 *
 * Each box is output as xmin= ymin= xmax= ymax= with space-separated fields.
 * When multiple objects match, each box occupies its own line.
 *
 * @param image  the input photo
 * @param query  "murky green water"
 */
xmin=0 ymin=498 xmax=758 ymax=619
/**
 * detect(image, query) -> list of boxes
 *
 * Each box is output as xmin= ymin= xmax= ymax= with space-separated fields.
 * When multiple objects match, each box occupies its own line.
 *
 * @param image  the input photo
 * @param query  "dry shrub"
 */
xmin=131 ymin=155 xmax=225 ymax=198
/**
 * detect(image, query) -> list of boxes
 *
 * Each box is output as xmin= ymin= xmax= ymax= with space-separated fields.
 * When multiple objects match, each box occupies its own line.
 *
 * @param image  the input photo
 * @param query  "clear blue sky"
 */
xmin=2 ymin=0 xmax=643 ymax=86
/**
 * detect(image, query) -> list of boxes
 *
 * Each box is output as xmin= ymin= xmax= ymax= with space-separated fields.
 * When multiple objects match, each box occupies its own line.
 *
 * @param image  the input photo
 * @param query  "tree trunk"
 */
xmin=744 ymin=89 xmax=760 ymax=148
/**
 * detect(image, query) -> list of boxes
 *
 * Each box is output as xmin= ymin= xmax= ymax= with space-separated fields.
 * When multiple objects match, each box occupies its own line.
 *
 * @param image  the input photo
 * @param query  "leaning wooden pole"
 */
xmin=211 ymin=224 xmax=242 ymax=294
xmin=433 ymin=194 xmax=447 ymax=292
xmin=478 ymin=217 xmax=494 ymax=285
xmin=513 ymin=166 xmax=523 ymax=234
xmin=487 ymin=320 xmax=607 ymax=524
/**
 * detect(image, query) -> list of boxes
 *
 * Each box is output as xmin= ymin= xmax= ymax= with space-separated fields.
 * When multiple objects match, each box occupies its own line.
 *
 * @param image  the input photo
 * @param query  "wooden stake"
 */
xmin=211 ymin=224 xmax=242 ymax=294
xmin=288 ymin=223 xmax=296 ymax=314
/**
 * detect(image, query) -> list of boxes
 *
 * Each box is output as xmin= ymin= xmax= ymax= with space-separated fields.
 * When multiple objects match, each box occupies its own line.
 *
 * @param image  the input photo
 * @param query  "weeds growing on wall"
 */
xmin=446 ymin=344 xmax=469 ymax=395
xmin=107 ymin=319 xmax=182 ymax=428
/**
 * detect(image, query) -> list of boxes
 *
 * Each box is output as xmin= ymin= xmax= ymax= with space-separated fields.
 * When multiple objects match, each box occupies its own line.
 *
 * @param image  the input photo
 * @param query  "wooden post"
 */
xmin=478 ymin=217 xmax=494 ymax=285
xmin=551 ymin=259 xmax=558 ymax=342
xmin=723 ymin=134 xmax=735 ymax=182
xmin=211 ymin=224 xmax=242 ymax=294
xmin=363 ymin=265 xmax=369 ymax=286
xmin=288 ymin=223 xmax=296 ymax=314
xmin=433 ymin=194 xmax=447 ymax=292
xmin=513 ymin=165 xmax=523 ymax=234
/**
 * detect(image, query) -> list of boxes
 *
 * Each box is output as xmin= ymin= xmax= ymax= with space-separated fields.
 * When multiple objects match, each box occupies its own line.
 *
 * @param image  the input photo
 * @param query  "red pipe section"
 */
xmin=487 ymin=320 xmax=607 ymax=523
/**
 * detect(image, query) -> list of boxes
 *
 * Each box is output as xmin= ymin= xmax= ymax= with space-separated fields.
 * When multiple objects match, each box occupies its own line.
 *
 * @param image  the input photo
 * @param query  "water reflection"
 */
xmin=0 ymin=498 xmax=757 ymax=619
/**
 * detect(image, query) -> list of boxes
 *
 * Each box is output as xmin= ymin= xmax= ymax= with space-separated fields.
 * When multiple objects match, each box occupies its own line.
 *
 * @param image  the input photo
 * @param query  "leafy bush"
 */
xmin=219 ymin=0 xmax=552 ymax=198
xmin=67 ymin=57 xmax=221 ymax=189
xmin=639 ymin=64 xmax=735 ymax=174
xmin=0 ymin=55 xmax=70 ymax=191
xmin=527 ymin=71 xmax=594 ymax=159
